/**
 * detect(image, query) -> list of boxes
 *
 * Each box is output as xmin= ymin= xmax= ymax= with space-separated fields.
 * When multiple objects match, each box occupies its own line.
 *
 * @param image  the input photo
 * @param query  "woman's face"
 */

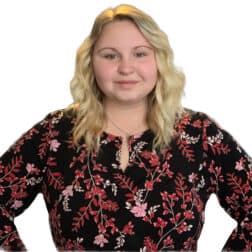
xmin=92 ymin=20 xmax=158 ymax=107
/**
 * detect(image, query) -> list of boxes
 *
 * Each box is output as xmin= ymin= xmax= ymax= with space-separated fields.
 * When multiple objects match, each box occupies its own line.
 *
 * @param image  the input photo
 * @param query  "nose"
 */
xmin=117 ymin=56 xmax=134 ymax=75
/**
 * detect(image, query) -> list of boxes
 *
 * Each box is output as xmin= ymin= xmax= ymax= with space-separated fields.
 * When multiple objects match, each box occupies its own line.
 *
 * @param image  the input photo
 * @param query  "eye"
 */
xmin=102 ymin=53 xmax=118 ymax=60
xmin=134 ymin=51 xmax=148 ymax=58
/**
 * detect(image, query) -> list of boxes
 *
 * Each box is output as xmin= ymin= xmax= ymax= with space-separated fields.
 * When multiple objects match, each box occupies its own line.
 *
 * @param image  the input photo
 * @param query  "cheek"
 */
xmin=93 ymin=64 xmax=113 ymax=87
xmin=139 ymin=57 xmax=157 ymax=74
xmin=141 ymin=62 xmax=158 ymax=84
xmin=92 ymin=68 xmax=104 ymax=95
xmin=150 ymin=68 xmax=158 ymax=83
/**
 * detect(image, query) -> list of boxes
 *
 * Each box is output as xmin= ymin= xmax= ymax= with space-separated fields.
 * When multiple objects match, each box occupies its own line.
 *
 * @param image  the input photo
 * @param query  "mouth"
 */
xmin=115 ymin=80 xmax=139 ymax=86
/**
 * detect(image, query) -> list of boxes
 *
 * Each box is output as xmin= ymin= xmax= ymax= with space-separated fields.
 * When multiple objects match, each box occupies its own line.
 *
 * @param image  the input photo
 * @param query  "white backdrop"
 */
xmin=0 ymin=0 xmax=251 ymax=251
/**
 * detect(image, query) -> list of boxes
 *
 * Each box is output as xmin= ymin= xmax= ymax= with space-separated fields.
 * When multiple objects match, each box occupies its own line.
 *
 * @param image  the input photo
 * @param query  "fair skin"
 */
xmin=92 ymin=20 xmax=158 ymax=171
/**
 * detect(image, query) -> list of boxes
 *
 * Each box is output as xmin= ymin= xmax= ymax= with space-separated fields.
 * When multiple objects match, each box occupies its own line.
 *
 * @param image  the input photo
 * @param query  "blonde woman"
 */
xmin=0 ymin=4 xmax=251 ymax=251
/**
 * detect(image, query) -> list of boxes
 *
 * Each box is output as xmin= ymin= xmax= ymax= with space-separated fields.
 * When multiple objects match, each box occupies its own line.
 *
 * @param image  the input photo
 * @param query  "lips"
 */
xmin=115 ymin=80 xmax=138 ymax=85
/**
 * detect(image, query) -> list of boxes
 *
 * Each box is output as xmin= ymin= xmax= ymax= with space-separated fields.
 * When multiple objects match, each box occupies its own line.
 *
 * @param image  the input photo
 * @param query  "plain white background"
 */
xmin=0 ymin=0 xmax=251 ymax=251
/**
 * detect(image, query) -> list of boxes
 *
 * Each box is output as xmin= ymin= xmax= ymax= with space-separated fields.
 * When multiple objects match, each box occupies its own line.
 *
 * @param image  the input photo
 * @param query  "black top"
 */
xmin=0 ymin=108 xmax=251 ymax=251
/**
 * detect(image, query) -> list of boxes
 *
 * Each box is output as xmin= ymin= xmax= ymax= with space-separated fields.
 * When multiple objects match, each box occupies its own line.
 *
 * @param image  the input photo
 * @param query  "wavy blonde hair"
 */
xmin=69 ymin=4 xmax=185 ymax=151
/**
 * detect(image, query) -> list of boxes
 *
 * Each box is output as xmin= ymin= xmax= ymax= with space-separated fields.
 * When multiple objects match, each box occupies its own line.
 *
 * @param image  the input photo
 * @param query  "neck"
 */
xmin=104 ymin=100 xmax=148 ymax=137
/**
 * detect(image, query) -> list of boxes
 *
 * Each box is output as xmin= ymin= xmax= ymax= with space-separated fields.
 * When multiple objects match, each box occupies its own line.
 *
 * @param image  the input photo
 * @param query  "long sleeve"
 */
xmin=201 ymin=114 xmax=252 ymax=251
xmin=0 ymin=113 xmax=53 ymax=251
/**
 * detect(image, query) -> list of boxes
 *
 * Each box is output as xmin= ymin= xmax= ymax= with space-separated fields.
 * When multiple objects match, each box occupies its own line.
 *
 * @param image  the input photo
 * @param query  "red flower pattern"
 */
xmin=0 ymin=108 xmax=251 ymax=251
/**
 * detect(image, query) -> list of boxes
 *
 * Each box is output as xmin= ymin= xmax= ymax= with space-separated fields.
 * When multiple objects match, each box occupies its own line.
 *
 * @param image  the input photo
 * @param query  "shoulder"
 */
xmin=41 ymin=104 xmax=78 ymax=131
xmin=175 ymin=108 xmax=222 ymax=135
xmin=179 ymin=108 xmax=216 ymax=121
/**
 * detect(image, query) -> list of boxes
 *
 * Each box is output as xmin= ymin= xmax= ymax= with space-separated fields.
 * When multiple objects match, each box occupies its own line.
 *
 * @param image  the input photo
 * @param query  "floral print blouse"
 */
xmin=0 ymin=108 xmax=252 ymax=251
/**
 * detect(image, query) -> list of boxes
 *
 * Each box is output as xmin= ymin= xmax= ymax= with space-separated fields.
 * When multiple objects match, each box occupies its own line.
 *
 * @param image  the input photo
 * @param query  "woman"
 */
xmin=0 ymin=4 xmax=251 ymax=251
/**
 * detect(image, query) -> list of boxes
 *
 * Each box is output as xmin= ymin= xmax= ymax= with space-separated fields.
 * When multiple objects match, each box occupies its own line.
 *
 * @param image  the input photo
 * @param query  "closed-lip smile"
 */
xmin=115 ymin=80 xmax=138 ymax=84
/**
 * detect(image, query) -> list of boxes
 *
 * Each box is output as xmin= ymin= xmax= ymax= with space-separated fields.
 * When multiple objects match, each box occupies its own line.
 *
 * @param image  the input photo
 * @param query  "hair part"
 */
xmin=69 ymin=4 xmax=185 ymax=151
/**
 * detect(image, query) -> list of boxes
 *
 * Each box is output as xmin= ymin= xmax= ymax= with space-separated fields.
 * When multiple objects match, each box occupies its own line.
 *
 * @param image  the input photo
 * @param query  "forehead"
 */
xmin=94 ymin=20 xmax=151 ymax=49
